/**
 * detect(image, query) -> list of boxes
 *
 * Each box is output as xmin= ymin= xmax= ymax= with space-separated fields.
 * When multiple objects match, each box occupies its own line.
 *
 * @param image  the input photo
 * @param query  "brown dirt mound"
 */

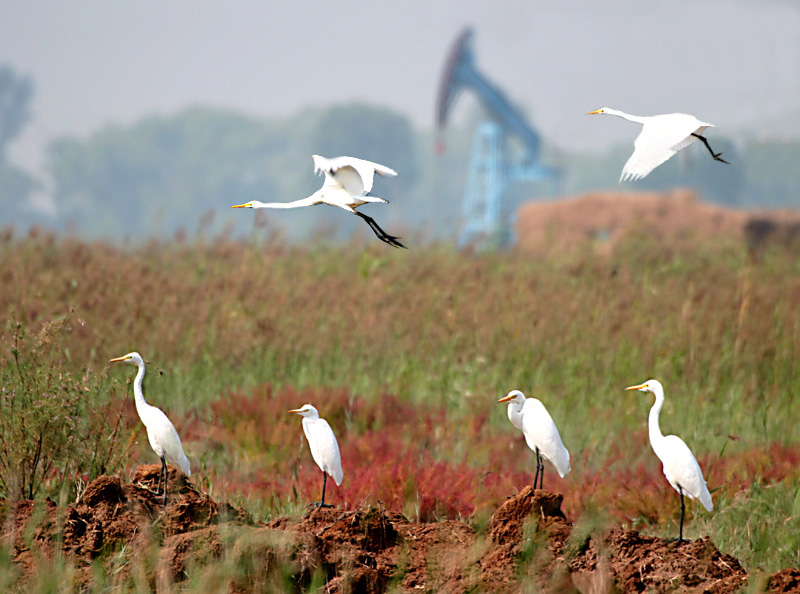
xmin=515 ymin=190 xmax=800 ymax=257
xmin=3 ymin=470 xmax=798 ymax=593
xmin=570 ymin=527 xmax=748 ymax=594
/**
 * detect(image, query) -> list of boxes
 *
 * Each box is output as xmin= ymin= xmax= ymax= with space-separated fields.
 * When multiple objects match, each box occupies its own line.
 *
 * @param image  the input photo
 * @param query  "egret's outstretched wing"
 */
xmin=332 ymin=165 xmax=367 ymax=196
xmin=315 ymin=155 xmax=397 ymax=195
xmin=621 ymin=114 xmax=708 ymax=182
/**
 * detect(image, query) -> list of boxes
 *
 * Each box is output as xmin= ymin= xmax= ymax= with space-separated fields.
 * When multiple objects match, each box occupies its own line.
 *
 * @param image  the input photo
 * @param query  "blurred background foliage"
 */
xmin=0 ymin=62 xmax=798 ymax=244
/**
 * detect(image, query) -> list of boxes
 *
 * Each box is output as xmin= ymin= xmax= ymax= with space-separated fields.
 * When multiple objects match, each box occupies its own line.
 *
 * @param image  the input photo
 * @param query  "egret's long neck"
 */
xmin=252 ymin=194 xmax=319 ymax=209
xmin=132 ymin=361 xmax=150 ymax=416
xmin=648 ymin=387 xmax=666 ymax=451
xmin=606 ymin=109 xmax=647 ymax=125
xmin=507 ymin=400 xmax=524 ymax=430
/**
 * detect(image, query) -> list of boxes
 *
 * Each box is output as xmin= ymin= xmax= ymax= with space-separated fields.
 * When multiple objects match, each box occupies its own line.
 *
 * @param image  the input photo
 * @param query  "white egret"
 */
xmin=626 ymin=380 xmax=713 ymax=542
xmin=289 ymin=404 xmax=343 ymax=509
xmin=498 ymin=390 xmax=570 ymax=490
xmin=232 ymin=154 xmax=406 ymax=249
xmin=587 ymin=108 xmax=729 ymax=182
xmin=109 ymin=352 xmax=191 ymax=502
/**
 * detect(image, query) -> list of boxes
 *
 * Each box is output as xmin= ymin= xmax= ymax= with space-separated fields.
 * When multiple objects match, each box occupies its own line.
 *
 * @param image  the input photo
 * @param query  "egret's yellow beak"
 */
xmin=625 ymin=383 xmax=647 ymax=391
xmin=109 ymin=355 xmax=129 ymax=363
xmin=586 ymin=109 xmax=603 ymax=115
xmin=231 ymin=202 xmax=251 ymax=208
xmin=497 ymin=394 xmax=514 ymax=403
xmin=288 ymin=408 xmax=303 ymax=414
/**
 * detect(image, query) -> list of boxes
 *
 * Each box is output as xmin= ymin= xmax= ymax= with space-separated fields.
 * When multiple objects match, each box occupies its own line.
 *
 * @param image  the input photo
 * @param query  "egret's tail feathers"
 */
xmin=357 ymin=195 xmax=389 ymax=204
xmin=331 ymin=467 xmax=343 ymax=486
xmin=554 ymin=449 xmax=571 ymax=478
xmin=698 ymin=485 xmax=713 ymax=511
xmin=173 ymin=453 xmax=191 ymax=477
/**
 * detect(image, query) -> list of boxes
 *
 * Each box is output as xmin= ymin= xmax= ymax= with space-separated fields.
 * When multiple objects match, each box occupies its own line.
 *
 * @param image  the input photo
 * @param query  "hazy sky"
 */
xmin=2 ymin=0 xmax=799 ymax=176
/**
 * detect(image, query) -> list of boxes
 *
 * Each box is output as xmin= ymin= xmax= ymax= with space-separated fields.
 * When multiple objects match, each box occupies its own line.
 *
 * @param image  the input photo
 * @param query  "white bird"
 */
xmin=289 ymin=403 xmax=343 ymax=509
xmin=498 ymin=390 xmax=571 ymax=490
xmin=626 ymin=380 xmax=713 ymax=542
xmin=232 ymin=154 xmax=406 ymax=249
xmin=110 ymin=352 xmax=190 ymax=502
xmin=587 ymin=108 xmax=729 ymax=182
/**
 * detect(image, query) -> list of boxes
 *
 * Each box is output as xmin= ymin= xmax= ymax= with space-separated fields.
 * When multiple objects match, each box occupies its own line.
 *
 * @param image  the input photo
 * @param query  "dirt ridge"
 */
xmin=1 ymin=468 xmax=798 ymax=593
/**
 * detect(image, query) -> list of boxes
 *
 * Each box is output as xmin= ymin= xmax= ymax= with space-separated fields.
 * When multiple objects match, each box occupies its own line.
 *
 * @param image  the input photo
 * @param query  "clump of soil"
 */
xmin=2 ymin=468 xmax=799 ymax=593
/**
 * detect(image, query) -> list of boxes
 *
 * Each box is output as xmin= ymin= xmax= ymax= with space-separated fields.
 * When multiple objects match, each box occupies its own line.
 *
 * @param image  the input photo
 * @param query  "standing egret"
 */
xmin=110 ymin=352 xmax=190 ymax=502
xmin=498 ymin=390 xmax=570 ymax=490
xmin=586 ymin=108 xmax=729 ymax=182
xmin=289 ymin=404 xmax=343 ymax=510
xmin=232 ymin=154 xmax=406 ymax=249
xmin=626 ymin=380 xmax=713 ymax=542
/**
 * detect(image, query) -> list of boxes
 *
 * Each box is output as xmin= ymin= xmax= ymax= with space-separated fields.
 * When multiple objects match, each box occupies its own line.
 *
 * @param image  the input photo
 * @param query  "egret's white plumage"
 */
xmin=626 ymin=379 xmax=712 ymax=541
xmin=289 ymin=404 xmax=343 ymax=508
xmin=232 ymin=154 xmax=406 ymax=248
xmin=110 ymin=352 xmax=190 ymax=501
xmin=587 ymin=108 xmax=729 ymax=182
xmin=498 ymin=390 xmax=570 ymax=489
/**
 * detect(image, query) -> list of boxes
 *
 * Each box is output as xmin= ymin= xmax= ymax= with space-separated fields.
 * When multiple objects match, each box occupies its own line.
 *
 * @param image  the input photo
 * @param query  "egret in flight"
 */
xmin=587 ymin=108 xmax=729 ymax=182
xmin=498 ymin=390 xmax=570 ymax=490
xmin=232 ymin=154 xmax=406 ymax=249
xmin=289 ymin=404 xmax=343 ymax=510
xmin=626 ymin=380 xmax=713 ymax=542
xmin=110 ymin=352 xmax=191 ymax=502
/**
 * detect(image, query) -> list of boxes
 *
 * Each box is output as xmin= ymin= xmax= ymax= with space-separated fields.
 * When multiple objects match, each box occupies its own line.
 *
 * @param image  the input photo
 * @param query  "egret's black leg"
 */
xmin=155 ymin=455 xmax=164 ymax=496
xmin=160 ymin=456 xmax=169 ymax=504
xmin=678 ymin=487 xmax=685 ymax=544
xmin=538 ymin=456 xmax=544 ymax=490
xmin=691 ymin=133 xmax=730 ymax=164
xmin=532 ymin=448 xmax=542 ymax=491
xmin=354 ymin=211 xmax=407 ymax=249
xmin=306 ymin=471 xmax=334 ymax=513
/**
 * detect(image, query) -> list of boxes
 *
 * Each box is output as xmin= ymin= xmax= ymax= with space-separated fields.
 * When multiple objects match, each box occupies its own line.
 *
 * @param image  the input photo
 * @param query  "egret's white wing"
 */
xmin=520 ymin=399 xmax=571 ymax=477
xmin=621 ymin=114 xmax=707 ymax=182
xmin=660 ymin=435 xmax=713 ymax=511
xmin=316 ymin=155 xmax=397 ymax=195
xmin=143 ymin=406 xmax=191 ymax=476
xmin=305 ymin=417 xmax=343 ymax=485
xmin=331 ymin=165 xmax=367 ymax=196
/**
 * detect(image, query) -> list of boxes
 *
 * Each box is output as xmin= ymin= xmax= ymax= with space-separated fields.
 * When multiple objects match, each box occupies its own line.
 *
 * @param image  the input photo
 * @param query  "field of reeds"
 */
xmin=1 ymin=226 xmax=800 ymax=591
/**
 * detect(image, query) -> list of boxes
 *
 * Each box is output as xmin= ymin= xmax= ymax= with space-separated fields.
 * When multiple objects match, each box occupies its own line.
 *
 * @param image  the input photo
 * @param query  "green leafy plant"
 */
xmin=0 ymin=313 xmax=127 ymax=500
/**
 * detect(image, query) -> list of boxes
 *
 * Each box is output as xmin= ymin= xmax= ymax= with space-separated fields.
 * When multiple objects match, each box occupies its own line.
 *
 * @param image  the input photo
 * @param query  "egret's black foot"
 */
xmin=382 ymin=234 xmax=407 ymax=249
xmin=713 ymin=152 xmax=730 ymax=164
xmin=304 ymin=502 xmax=333 ymax=515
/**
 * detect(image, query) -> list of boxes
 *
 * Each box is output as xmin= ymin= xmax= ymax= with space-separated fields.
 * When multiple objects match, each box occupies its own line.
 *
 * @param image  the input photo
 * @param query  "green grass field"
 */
xmin=1 ymin=229 xmax=799 ymax=590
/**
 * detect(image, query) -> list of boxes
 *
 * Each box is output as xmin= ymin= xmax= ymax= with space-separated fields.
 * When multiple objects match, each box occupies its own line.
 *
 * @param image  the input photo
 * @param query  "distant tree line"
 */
xmin=0 ymin=65 xmax=38 ymax=229
xmin=2 ymin=61 xmax=800 ymax=242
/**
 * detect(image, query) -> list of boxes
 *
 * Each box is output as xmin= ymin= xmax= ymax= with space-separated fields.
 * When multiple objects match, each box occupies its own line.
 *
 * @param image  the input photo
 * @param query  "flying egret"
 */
xmin=232 ymin=154 xmax=406 ymax=249
xmin=289 ymin=404 xmax=343 ymax=510
xmin=498 ymin=390 xmax=570 ymax=490
xmin=626 ymin=380 xmax=713 ymax=542
xmin=586 ymin=108 xmax=729 ymax=182
xmin=109 ymin=352 xmax=191 ymax=502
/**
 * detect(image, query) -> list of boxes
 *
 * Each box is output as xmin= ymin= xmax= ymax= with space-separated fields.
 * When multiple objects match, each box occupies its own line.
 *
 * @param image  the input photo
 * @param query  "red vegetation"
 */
xmin=202 ymin=384 xmax=800 ymax=536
